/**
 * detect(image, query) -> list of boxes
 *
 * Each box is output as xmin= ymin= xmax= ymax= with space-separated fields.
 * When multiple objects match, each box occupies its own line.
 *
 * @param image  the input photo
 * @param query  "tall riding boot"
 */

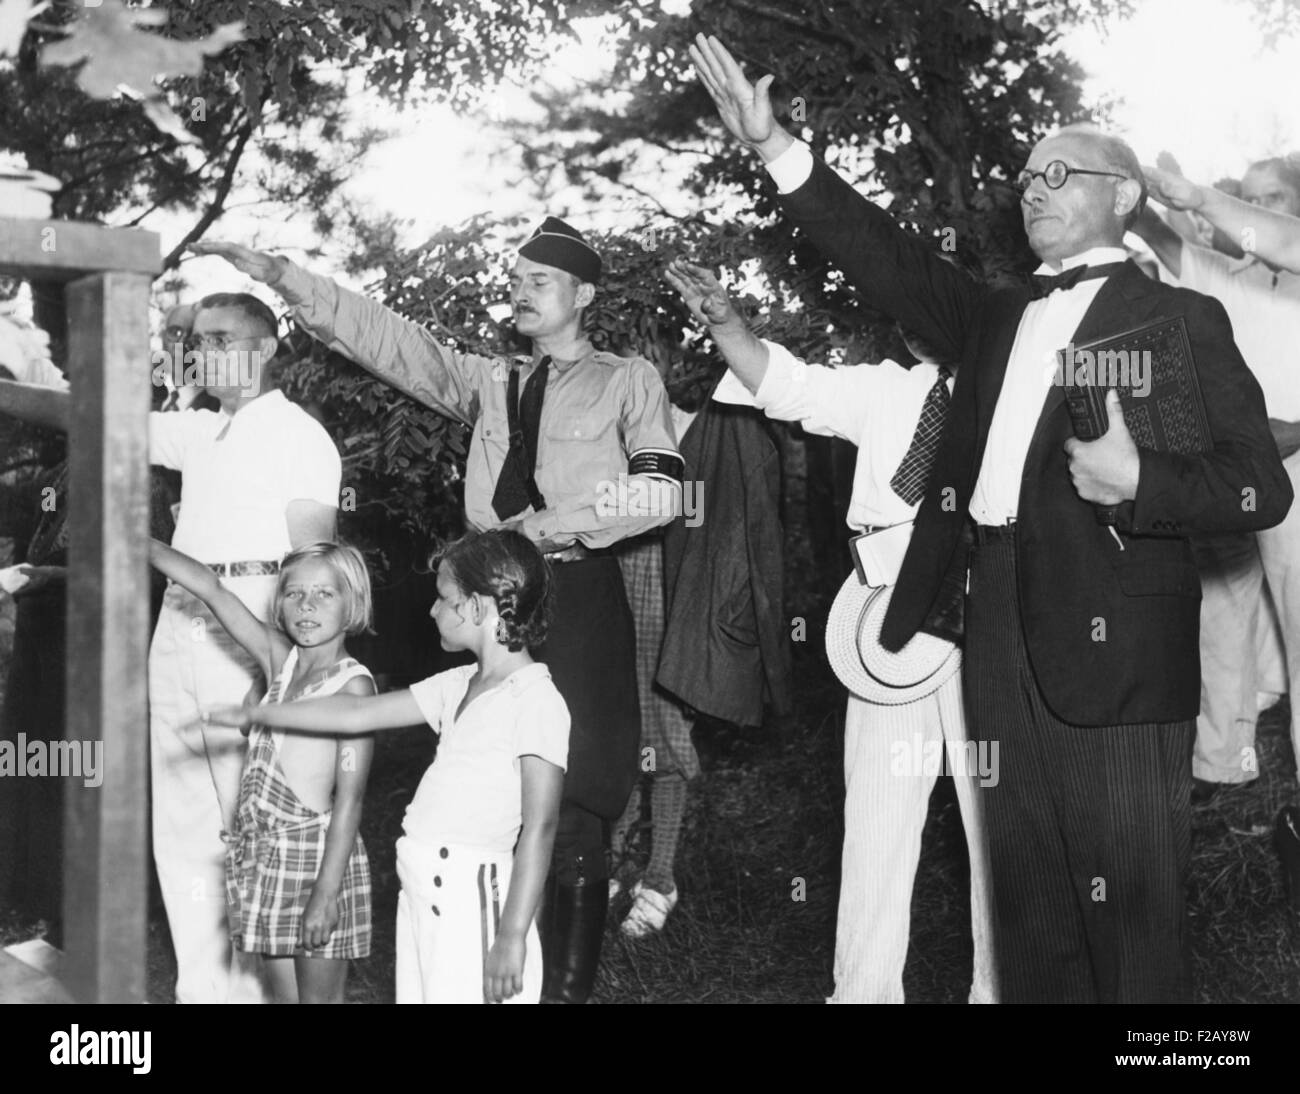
xmin=541 ymin=881 xmax=608 ymax=1004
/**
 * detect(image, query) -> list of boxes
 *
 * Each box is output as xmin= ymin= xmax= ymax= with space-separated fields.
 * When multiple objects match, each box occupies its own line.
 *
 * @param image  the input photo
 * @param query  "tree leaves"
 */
xmin=39 ymin=0 xmax=242 ymax=144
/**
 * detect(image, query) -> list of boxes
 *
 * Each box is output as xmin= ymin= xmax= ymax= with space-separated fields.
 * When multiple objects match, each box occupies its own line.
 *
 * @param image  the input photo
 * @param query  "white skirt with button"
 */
xmin=394 ymin=835 xmax=542 ymax=1004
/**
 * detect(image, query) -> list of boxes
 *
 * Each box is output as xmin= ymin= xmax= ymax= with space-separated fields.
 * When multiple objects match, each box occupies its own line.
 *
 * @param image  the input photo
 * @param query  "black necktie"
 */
xmin=890 ymin=366 xmax=951 ymax=506
xmin=1028 ymin=261 xmax=1128 ymax=300
xmin=491 ymin=356 xmax=550 ymax=521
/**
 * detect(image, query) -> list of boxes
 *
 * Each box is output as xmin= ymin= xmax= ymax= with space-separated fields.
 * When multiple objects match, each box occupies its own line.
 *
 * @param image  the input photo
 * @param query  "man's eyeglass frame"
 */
xmin=1014 ymin=160 xmax=1131 ymax=194
xmin=184 ymin=333 xmax=266 ymax=352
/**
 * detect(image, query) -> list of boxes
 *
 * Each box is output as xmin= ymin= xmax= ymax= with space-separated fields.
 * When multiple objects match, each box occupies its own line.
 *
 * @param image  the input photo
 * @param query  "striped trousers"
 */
xmin=965 ymin=535 xmax=1194 ymax=1003
xmin=831 ymin=671 xmax=999 ymax=1003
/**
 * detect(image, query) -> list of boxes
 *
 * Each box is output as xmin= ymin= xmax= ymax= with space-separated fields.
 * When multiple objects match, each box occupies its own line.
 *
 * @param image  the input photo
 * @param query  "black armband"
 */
xmin=628 ymin=448 xmax=684 ymax=483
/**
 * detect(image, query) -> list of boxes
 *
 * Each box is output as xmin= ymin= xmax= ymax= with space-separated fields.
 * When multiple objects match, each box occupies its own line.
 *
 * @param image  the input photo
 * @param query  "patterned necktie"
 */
xmin=1028 ymin=261 xmax=1127 ymax=300
xmin=890 ymin=366 xmax=951 ymax=506
xmin=491 ymin=356 xmax=551 ymax=521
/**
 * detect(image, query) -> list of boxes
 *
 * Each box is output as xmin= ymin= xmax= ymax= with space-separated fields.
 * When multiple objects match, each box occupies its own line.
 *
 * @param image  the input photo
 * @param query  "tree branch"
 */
xmin=162 ymin=118 xmax=256 ymax=270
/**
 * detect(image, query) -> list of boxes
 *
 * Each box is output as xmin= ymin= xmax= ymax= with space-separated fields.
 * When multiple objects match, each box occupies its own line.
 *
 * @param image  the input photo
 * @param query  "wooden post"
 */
xmin=61 ymin=271 xmax=152 ymax=1003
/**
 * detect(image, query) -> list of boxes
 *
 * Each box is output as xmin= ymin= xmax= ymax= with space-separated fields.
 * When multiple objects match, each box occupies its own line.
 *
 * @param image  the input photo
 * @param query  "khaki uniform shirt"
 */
xmin=274 ymin=261 xmax=681 ymax=549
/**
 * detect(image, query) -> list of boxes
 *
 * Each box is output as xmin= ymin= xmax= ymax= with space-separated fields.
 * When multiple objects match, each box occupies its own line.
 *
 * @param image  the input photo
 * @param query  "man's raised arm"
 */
xmin=665 ymin=259 xmax=877 ymax=445
xmin=192 ymin=241 xmax=487 ymax=427
xmin=663 ymin=259 xmax=770 ymax=393
xmin=689 ymin=33 xmax=979 ymax=363
xmin=1144 ymin=165 xmax=1300 ymax=275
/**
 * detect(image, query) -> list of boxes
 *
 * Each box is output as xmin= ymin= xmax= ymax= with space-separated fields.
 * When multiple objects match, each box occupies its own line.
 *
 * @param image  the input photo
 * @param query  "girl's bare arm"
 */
xmin=300 ymin=673 xmax=377 ymax=950
xmin=206 ymin=686 xmax=424 ymax=735
xmin=483 ymin=755 xmax=563 ymax=1002
xmin=149 ymin=539 xmax=286 ymax=678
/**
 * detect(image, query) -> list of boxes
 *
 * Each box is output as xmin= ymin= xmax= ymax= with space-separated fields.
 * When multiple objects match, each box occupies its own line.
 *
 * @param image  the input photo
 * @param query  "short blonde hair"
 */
xmin=273 ymin=541 xmax=375 ymax=637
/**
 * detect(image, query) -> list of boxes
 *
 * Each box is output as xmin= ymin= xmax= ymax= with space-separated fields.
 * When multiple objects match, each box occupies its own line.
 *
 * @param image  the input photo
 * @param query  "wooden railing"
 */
xmin=0 ymin=215 xmax=160 ymax=1003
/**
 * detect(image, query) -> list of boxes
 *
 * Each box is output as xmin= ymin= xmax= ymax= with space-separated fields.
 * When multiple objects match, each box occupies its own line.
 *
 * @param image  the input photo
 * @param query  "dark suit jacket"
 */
xmin=657 ymin=397 xmax=793 ymax=727
xmin=779 ymin=157 xmax=1293 ymax=727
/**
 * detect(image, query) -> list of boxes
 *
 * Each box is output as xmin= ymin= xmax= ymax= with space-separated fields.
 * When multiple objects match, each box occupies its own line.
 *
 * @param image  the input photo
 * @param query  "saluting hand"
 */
xmin=1063 ymin=389 xmax=1141 ymax=506
xmin=664 ymin=260 xmax=738 ymax=327
xmin=688 ymin=34 xmax=791 ymax=160
xmin=1142 ymin=163 xmax=1205 ymax=213
xmin=189 ymin=240 xmax=284 ymax=284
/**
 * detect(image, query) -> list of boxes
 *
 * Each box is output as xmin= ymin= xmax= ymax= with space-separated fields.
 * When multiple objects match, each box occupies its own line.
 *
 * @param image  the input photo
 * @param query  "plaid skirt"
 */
xmin=225 ymin=726 xmax=372 ymax=959
xmin=616 ymin=536 xmax=699 ymax=779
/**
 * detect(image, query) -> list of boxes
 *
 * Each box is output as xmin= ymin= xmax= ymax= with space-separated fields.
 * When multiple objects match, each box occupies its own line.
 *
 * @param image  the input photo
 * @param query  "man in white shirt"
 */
xmin=691 ymin=34 xmax=1291 ymax=1001
xmin=667 ymin=259 xmax=996 ymax=1003
xmin=1135 ymin=158 xmax=1300 ymax=801
xmin=0 ymin=292 xmax=342 ymax=1003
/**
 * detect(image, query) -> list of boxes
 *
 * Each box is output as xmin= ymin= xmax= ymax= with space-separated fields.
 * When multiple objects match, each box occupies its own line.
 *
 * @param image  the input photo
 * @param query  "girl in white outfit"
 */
xmin=210 ymin=529 xmax=569 ymax=1003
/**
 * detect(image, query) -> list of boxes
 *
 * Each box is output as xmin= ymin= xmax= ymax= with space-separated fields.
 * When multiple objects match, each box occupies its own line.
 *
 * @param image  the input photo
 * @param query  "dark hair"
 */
xmin=194 ymin=292 xmax=280 ymax=340
xmin=434 ymin=529 xmax=553 ymax=652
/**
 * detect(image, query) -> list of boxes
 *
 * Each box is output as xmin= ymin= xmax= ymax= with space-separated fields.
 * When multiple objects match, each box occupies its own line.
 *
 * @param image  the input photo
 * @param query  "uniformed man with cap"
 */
xmin=195 ymin=219 xmax=683 ymax=1002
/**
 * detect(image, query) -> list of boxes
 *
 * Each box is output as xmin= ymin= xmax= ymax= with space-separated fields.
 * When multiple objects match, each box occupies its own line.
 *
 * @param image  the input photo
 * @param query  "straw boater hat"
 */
xmin=825 ymin=575 xmax=961 ymax=705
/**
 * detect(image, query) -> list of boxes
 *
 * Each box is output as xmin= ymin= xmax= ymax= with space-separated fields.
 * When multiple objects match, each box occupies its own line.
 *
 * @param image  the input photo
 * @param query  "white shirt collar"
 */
xmin=221 ymin=386 xmax=286 ymax=422
xmin=1033 ymin=245 xmax=1129 ymax=276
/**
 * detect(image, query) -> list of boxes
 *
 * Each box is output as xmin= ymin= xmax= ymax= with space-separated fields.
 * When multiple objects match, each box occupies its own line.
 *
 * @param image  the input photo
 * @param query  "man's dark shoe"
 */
xmin=1274 ymin=805 xmax=1300 ymax=911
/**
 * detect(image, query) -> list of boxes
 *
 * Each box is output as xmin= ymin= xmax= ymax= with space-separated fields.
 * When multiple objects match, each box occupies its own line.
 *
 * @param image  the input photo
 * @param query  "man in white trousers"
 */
xmin=665 ymin=260 xmax=997 ymax=1004
xmin=150 ymin=293 xmax=342 ymax=1003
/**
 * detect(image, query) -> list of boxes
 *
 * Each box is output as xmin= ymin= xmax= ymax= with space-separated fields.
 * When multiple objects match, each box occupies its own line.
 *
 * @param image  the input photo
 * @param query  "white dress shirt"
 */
xmin=968 ymin=246 xmax=1127 ymax=524
xmin=715 ymin=341 xmax=949 ymax=529
xmin=148 ymin=388 xmax=342 ymax=563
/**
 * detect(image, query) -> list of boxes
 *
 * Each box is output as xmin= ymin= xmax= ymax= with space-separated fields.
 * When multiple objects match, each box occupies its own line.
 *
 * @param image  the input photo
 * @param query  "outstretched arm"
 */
xmin=0 ymin=379 xmax=69 ymax=432
xmin=689 ymin=33 xmax=794 ymax=164
xmin=1132 ymin=204 xmax=1185 ymax=280
xmin=664 ymin=260 xmax=770 ymax=393
xmin=484 ymin=755 xmax=563 ymax=1003
xmin=206 ymin=685 xmax=425 ymax=735
xmin=149 ymin=539 xmax=285 ymax=678
xmin=690 ymin=34 xmax=978 ymax=361
xmin=1145 ymin=165 xmax=1300 ymax=274
xmin=191 ymin=241 xmax=488 ymax=426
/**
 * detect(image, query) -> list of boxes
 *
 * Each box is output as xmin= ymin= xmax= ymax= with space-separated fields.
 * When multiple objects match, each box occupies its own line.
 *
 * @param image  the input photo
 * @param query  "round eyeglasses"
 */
xmin=187 ymin=333 xmax=263 ymax=352
xmin=1014 ymin=160 xmax=1129 ymax=194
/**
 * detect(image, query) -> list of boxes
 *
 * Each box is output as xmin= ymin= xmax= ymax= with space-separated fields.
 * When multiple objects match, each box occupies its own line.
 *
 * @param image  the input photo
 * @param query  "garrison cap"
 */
xmin=518 ymin=216 xmax=602 ymax=284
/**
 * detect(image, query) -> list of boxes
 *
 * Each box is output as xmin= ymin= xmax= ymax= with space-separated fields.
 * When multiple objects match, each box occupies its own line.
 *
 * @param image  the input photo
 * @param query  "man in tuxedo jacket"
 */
xmin=693 ymin=35 xmax=1293 ymax=1002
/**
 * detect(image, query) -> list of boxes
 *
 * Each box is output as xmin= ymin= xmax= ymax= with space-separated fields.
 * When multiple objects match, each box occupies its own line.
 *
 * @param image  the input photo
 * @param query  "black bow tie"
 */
xmin=1029 ymin=261 xmax=1128 ymax=300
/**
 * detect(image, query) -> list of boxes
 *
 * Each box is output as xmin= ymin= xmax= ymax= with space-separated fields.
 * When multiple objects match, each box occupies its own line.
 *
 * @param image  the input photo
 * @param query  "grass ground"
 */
xmin=7 ymin=645 xmax=1281 ymax=1005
